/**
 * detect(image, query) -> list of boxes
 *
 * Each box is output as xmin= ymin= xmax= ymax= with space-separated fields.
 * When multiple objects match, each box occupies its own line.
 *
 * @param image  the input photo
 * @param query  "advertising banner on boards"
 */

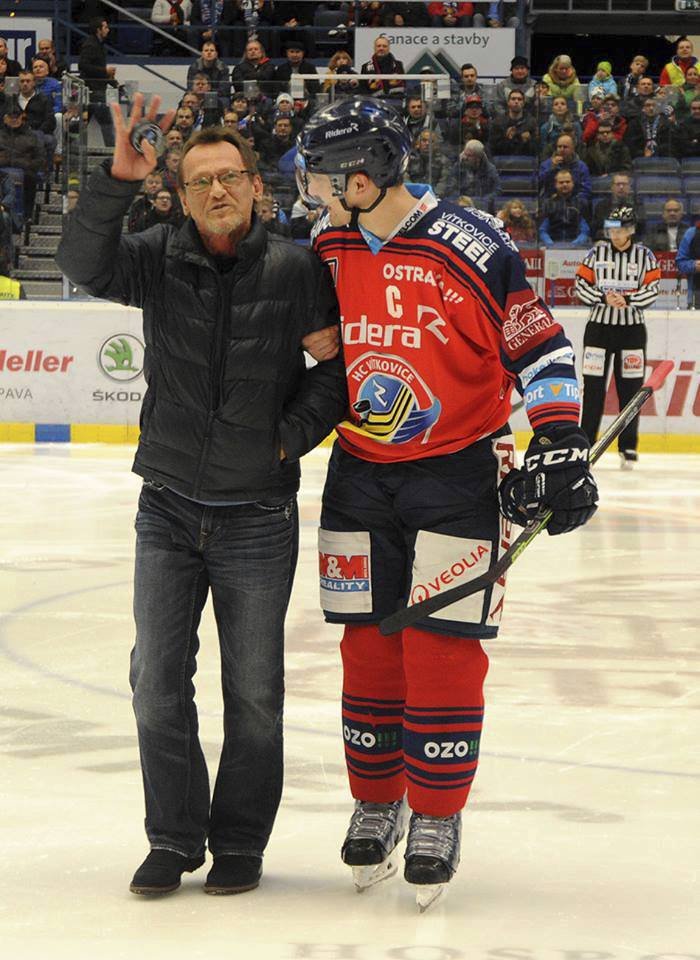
xmin=0 ymin=302 xmax=145 ymax=427
xmin=1 ymin=303 xmax=698 ymax=447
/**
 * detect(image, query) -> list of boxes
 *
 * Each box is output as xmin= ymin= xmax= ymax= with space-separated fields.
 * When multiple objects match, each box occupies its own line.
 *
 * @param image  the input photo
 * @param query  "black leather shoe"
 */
xmin=204 ymin=855 xmax=262 ymax=895
xmin=129 ymin=850 xmax=205 ymax=895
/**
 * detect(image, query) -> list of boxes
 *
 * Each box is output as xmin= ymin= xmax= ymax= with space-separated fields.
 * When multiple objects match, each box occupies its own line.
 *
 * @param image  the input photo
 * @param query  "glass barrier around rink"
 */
xmin=56 ymin=74 xmax=691 ymax=309
xmin=375 ymin=77 xmax=689 ymax=311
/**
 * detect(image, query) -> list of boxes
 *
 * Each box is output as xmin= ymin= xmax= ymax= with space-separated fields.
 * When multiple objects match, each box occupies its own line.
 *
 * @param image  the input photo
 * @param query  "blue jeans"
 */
xmin=130 ymin=482 xmax=298 ymax=859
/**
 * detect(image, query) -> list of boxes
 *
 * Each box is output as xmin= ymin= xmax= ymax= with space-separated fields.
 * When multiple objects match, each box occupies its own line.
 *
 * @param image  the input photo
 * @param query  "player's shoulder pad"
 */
xmin=420 ymin=199 xmax=520 ymax=269
xmin=433 ymin=199 xmax=518 ymax=249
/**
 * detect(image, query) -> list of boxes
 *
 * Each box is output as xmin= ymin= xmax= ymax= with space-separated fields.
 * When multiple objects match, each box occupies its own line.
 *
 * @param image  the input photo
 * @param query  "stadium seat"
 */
xmin=682 ymin=176 xmax=700 ymax=195
xmin=313 ymin=7 xmax=350 ymax=56
xmin=590 ymin=175 xmax=612 ymax=196
xmin=498 ymin=176 xmax=536 ymax=195
xmin=639 ymin=198 xmax=669 ymax=219
xmin=640 ymin=195 xmax=680 ymax=208
xmin=632 ymin=157 xmax=681 ymax=176
xmin=116 ymin=10 xmax=154 ymax=54
xmin=688 ymin=195 xmax=700 ymax=217
xmin=635 ymin=175 xmax=682 ymax=196
xmin=492 ymin=156 xmax=537 ymax=174
xmin=681 ymin=158 xmax=700 ymax=176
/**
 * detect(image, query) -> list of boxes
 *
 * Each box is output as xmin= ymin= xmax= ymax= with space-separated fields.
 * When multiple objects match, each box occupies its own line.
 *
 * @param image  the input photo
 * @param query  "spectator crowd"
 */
xmin=3 ymin=14 xmax=700 ymax=300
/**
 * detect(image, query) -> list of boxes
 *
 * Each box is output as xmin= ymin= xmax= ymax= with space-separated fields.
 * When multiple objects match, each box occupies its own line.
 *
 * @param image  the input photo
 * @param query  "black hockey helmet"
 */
xmin=295 ymin=97 xmax=413 ymax=207
xmin=604 ymin=205 xmax=636 ymax=232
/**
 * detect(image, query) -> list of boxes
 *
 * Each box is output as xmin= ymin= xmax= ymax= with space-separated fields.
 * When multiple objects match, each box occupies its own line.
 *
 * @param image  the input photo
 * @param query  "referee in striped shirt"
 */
xmin=575 ymin=206 xmax=660 ymax=468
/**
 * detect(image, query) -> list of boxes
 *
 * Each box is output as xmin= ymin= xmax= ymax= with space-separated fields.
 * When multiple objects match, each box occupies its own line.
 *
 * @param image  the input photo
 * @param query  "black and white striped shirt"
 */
xmin=575 ymin=240 xmax=660 ymax=325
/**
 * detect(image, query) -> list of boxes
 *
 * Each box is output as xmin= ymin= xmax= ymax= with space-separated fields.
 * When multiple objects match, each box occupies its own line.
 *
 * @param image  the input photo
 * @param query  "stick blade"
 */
xmin=645 ymin=360 xmax=674 ymax=393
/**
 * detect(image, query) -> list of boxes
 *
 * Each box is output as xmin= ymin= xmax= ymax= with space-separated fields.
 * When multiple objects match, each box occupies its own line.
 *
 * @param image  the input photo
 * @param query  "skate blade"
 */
xmin=414 ymin=882 xmax=446 ymax=912
xmin=351 ymin=856 xmax=399 ymax=892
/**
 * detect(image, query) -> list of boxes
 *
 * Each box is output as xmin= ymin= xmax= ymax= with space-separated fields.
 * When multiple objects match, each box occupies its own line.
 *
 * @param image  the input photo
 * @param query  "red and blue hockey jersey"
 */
xmin=313 ymin=186 xmax=580 ymax=463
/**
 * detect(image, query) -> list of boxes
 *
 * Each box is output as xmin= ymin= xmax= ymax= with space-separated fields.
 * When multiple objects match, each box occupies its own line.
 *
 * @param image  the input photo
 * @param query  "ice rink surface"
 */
xmin=1 ymin=444 xmax=698 ymax=960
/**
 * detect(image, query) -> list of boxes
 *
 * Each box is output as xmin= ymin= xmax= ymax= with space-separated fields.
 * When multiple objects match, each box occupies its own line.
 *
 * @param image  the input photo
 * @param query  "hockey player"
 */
xmin=297 ymin=98 xmax=599 ymax=910
xmin=575 ymin=206 xmax=660 ymax=469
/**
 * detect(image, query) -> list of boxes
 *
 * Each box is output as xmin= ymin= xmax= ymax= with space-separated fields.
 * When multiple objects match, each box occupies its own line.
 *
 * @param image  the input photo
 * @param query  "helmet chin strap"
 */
xmin=341 ymin=186 xmax=388 ymax=227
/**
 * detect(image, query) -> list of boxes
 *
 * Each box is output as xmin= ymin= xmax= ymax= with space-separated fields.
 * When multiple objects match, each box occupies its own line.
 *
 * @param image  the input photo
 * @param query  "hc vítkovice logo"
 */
xmin=344 ymin=352 xmax=441 ymax=444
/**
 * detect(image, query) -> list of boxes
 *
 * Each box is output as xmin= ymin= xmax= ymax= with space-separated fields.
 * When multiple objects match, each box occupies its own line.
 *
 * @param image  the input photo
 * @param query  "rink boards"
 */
xmin=0 ymin=300 xmax=699 ymax=450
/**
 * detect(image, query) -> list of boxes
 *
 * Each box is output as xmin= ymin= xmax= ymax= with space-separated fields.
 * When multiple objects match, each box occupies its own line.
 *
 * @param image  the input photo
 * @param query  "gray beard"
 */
xmin=205 ymin=210 xmax=246 ymax=236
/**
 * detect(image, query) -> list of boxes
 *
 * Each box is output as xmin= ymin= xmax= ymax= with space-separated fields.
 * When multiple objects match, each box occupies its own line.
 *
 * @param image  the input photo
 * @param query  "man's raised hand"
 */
xmin=110 ymin=93 xmax=176 ymax=182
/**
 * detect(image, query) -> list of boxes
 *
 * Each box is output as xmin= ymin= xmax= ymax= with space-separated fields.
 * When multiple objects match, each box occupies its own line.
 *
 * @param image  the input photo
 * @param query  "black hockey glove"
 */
xmin=498 ymin=426 xmax=599 ymax=535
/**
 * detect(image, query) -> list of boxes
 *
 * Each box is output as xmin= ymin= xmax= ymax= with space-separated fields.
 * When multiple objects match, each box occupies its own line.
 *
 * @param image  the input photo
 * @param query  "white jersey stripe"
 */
xmin=574 ymin=240 xmax=659 ymax=325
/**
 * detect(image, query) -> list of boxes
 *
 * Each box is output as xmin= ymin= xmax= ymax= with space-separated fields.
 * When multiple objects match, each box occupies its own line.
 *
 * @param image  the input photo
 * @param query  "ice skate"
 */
xmin=341 ymin=798 xmax=408 ymax=892
xmin=404 ymin=811 xmax=461 ymax=912
xmin=619 ymin=450 xmax=638 ymax=470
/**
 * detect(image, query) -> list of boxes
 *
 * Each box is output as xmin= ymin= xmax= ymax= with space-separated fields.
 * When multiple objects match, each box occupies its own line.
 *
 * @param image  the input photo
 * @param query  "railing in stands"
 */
xmin=3 ymin=0 xmax=528 ymax=65
xmin=530 ymin=0 xmax=678 ymax=11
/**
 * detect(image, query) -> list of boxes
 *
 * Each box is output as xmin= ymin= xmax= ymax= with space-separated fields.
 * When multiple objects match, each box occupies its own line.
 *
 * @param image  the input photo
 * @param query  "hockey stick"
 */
xmin=378 ymin=360 xmax=675 ymax=636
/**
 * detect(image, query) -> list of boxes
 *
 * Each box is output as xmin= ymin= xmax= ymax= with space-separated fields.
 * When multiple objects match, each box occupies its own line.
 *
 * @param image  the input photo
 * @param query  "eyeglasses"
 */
xmin=183 ymin=169 xmax=252 ymax=193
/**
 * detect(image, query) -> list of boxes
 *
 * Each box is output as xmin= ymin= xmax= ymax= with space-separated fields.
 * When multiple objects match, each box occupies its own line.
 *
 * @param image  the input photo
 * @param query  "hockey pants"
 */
xmin=580 ymin=320 xmax=647 ymax=452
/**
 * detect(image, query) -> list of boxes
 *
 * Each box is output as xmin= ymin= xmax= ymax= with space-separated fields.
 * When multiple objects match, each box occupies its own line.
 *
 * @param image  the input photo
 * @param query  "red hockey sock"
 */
xmin=340 ymin=623 xmax=406 ymax=802
xmin=402 ymin=627 xmax=489 ymax=817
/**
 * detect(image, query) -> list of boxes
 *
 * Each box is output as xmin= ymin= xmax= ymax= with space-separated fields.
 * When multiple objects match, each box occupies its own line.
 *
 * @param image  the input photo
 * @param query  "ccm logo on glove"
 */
xmin=498 ymin=427 xmax=598 ymax=536
xmin=524 ymin=446 xmax=589 ymax=470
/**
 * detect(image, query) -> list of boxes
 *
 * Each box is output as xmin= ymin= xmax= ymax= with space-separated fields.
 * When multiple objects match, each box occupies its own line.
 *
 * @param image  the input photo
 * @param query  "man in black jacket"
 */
xmin=0 ymin=103 xmax=44 ymax=225
xmin=644 ymin=197 xmax=688 ymax=251
xmin=673 ymin=96 xmax=700 ymax=157
xmin=590 ymin=171 xmax=645 ymax=241
xmin=360 ymin=35 xmax=406 ymax=101
xmin=257 ymin=114 xmax=295 ymax=172
xmin=17 ymin=69 xmax=56 ymax=169
xmin=581 ymin=122 xmax=632 ymax=177
xmin=230 ymin=38 xmax=276 ymax=97
xmin=489 ymin=88 xmax=536 ymax=156
xmin=186 ymin=40 xmax=231 ymax=99
xmin=624 ymin=96 xmax=674 ymax=158
xmin=274 ymin=39 xmax=319 ymax=101
xmin=127 ymin=169 xmax=164 ymax=233
xmin=78 ymin=17 xmax=117 ymax=146
xmin=56 ymin=95 xmax=348 ymax=899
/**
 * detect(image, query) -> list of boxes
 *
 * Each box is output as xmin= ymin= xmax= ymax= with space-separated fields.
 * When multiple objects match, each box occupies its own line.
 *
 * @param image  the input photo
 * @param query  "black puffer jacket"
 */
xmin=56 ymin=162 xmax=348 ymax=502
